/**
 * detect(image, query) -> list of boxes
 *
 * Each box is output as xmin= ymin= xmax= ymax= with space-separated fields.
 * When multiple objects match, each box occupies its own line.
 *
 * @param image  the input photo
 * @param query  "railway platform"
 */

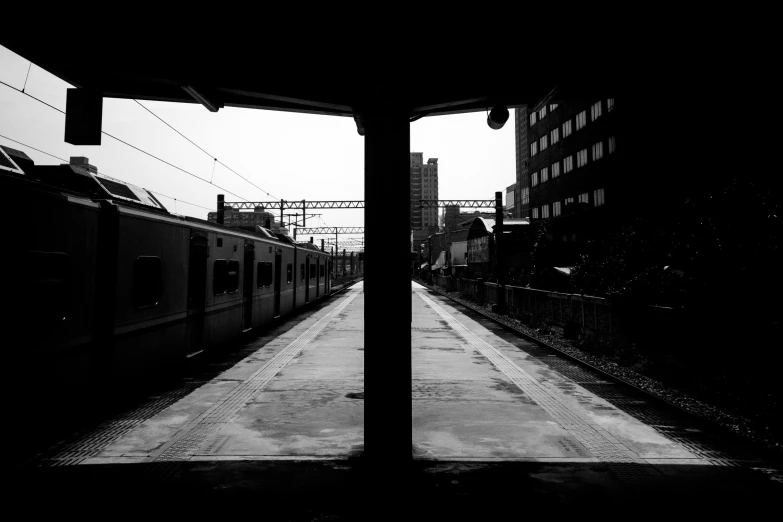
xmin=12 ymin=281 xmax=781 ymax=518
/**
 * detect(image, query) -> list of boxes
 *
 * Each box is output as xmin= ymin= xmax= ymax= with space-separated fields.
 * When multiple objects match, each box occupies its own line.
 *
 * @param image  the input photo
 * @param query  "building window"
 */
xmin=530 ymin=112 xmax=537 ymax=126
xmin=592 ymin=141 xmax=604 ymax=161
xmin=213 ymin=260 xmax=227 ymax=295
xmin=521 ymin=187 xmax=529 ymax=205
xmin=541 ymin=205 xmax=550 ymax=219
xmin=227 ymin=260 xmax=239 ymax=293
xmin=549 ymin=103 xmax=558 ymax=111
xmin=286 ymin=263 xmax=293 ymax=283
xmin=553 ymin=201 xmax=561 ymax=217
xmin=551 ymin=161 xmax=560 ymax=178
xmin=133 ymin=256 xmax=162 ymax=308
xmin=576 ymin=110 xmax=587 ymax=130
xmin=594 ymin=188 xmax=605 ymax=207
xmin=541 ymin=167 xmax=549 ymax=183
xmin=530 ymin=142 xmax=538 ymax=156
xmin=539 ymin=106 xmax=547 ymax=119
xmin=532 ymin=207 xmax=539 ymax=219
xmin=562 ymin=120 xmax=572 ymax=138
xmin=565 ymin=196 xmax=574 ymax=210
xmin=609 ymin=135 xmax=616 ymax=154
xmin=577 ymin=149 xmax=588 ymax=168
xmin=540 ymin=135 xmax=548 ymax=151
xmin=550 ymin=127 xmax=559 ymax=145
xmin=607 ymin=98 xmax=615 ymax=112
xmin=578 ymin=193 xmax=589 ymax=204
xmin=563 ymin=155 xmax=573 ymax=173
xmin=591 ymin=101 xmax=602 ymax=122
xmin=531 ymin=171 xmax=539 ymax=187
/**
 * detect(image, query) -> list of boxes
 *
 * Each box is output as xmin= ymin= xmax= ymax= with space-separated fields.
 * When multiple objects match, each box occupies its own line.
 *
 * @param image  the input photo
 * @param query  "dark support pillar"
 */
xmin=363 ymin=101 xmax=411 ymax=470
xmin=279 ymin=200 xmax=284 ymax=229
xmin=350 ymin=251 xmax=354 ymax=274
xmin=342 ymin=249 xmax=346 ymax=275
xmin=493 ymin=191 xmax=507 ymax=313
xmin=310 ymin=236 xmax=314 ymax=244
xmin=321 ymin=239 xmax=325 ymax=252
xmin=217 ymin=195 xmax=225 ymax=225
xmin=65 ymin=88 xmax=103 ymax=145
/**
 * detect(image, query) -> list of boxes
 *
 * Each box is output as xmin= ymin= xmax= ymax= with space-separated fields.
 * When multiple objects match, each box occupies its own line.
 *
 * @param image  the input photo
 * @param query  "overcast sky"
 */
xmin=0 ymin=44 xmax=516 ymax=233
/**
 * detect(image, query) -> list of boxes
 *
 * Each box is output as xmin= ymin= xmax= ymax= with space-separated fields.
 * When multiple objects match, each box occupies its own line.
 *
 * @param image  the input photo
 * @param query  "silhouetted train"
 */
xmin=2 ymin=145 xmax=336 ymax=433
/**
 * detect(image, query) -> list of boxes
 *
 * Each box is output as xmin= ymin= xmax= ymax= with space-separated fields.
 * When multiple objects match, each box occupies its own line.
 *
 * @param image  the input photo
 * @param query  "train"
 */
xmin=1 ymin=144 xmax=340 ymax=450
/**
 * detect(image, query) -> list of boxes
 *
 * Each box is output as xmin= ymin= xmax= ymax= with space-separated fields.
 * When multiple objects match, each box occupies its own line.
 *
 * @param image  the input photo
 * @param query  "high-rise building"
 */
xmin=443 ymin=205 xmax=461 ymax=232
xmin=410 ymin=152 xmax=439 ymax=238
xmin=524 ymin=88 xmax=619 ymax=264
xmin=513 ymin=106 xmax=530 ymax=218
xmin=505 ymin=184 xmax=515 ymax=214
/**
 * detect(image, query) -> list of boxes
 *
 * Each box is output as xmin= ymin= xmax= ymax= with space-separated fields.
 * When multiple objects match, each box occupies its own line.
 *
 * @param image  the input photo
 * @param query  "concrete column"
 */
xmin=363 ymin=101 xmax=411 ymax=466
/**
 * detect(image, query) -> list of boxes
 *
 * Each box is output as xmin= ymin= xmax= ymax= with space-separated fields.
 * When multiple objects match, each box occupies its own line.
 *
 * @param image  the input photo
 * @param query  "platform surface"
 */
xmin=30 ymin=281 xmax=770 ymax=513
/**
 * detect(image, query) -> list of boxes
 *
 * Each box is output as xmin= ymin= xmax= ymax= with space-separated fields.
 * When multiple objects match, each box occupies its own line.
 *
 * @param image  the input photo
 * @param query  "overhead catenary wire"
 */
xmin=0 ymin=134 xmax=214 ymax=213
xmin=132 ymin=100 xmax=281 ymax=200
xmin=22 ymin=62 xmax=32 ymax=93
xmin=0 ymin=78 xmax=250 ymax=202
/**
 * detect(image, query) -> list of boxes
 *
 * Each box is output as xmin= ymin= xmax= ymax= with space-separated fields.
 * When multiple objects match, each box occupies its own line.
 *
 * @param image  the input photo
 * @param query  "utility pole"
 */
xmin=493 ymin=190 xmax=507 ymax=314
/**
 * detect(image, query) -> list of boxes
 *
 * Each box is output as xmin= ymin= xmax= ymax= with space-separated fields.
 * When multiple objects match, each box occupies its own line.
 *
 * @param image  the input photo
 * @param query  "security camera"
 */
xmin=487 ymin=106 xmax=509 ymax=130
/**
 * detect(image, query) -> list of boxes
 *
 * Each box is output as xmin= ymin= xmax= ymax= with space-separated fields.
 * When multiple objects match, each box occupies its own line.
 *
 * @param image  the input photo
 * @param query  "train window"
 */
xmin=300 ymin=264 xmax=305 ymax=280
xmin=264 ymin=262 xmax=273 ymax=287
xmin=310 ymin=264 xmax=316 ymax=279
xmin=29 ymin=251 xmax=70 ymax=322
xmin=227 ymin=260 xmax=240 ymax=293
xmin=213 ymin=260 xmax=227 ymax=295
xmin=133 ymin=256 xmax=162 ymax=308
xmin=286 ymin=263 xmax=293 ymax=283
xmin=319 ymin=264 xmax=325 ymax=277
xmin=256 ymin=262 xmax=263 ymax=289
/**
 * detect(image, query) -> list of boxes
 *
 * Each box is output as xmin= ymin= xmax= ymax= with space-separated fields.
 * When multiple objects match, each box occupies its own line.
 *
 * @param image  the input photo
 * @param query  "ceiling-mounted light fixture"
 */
xmin=487 ymin=106 xmax=509 ymax=130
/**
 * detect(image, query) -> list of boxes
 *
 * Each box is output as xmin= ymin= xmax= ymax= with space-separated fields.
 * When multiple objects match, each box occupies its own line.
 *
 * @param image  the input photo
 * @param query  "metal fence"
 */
xmin=429 ymin=276 xmax=613 ymax=335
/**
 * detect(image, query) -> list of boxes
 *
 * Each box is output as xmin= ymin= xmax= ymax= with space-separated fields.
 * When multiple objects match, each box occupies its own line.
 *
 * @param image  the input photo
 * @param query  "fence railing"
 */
xmin=428 ymin=276 xmax=613 ymax=335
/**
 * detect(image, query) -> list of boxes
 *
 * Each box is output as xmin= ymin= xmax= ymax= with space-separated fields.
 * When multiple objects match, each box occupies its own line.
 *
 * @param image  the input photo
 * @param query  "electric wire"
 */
xmin=132 ymin=100 xmax=281 ymax=200
xmin=22 ymin=62 xmax=32 ymax=93
xmin=0 ymin=78 xmax=249 ymax=202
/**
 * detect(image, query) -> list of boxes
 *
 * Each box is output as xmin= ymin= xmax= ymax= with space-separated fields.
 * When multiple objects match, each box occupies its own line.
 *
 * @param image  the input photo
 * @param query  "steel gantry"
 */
xmin=223 ymin=200 xmax=496 ymax=228
xmin=223 ymin=200 xmax=365 ymax=227
xmin=294 ymin=227 xmax=365 ymax=235
xmin=417 ymin=199 xmax=496 ymax=208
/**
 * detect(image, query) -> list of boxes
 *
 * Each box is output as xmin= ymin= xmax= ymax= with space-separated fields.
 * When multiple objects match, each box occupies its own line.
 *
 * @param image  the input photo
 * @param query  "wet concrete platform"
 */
xmin=12 ymin=281 xmax=781 ymax=517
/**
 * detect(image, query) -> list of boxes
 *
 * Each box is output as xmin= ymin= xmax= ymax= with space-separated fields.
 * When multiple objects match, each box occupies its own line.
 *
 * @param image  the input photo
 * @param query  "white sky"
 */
xmin=0 ymin=44 xmax=516 ymax=233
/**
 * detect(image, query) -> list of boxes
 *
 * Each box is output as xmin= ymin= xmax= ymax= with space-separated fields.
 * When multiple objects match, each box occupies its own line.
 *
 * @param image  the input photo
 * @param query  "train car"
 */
xmin=2 ymin=146 xmax=340 ymax=450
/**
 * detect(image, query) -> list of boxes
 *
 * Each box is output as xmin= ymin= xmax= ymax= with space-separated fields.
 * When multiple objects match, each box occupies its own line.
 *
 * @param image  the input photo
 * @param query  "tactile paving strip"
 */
xmin=416 ymin=290 xmax=655 ymax=484
xmin=148 ymin=288 xmax=361 ymax=462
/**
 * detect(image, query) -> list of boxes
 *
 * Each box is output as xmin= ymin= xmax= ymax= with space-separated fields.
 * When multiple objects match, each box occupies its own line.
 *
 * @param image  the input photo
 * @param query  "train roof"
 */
xmin=0 ymin=145 xmax=31 ymax=176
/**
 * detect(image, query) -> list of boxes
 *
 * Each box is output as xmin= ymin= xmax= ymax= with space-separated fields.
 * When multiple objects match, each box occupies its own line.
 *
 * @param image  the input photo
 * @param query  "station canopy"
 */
xmin=1 ymin=25 xmax=621 ymax=124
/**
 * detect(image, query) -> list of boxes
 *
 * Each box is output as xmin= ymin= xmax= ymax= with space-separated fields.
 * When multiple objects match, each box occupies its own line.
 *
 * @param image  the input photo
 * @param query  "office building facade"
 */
xmin=524 ymin=89 xmax=619 ymax=264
